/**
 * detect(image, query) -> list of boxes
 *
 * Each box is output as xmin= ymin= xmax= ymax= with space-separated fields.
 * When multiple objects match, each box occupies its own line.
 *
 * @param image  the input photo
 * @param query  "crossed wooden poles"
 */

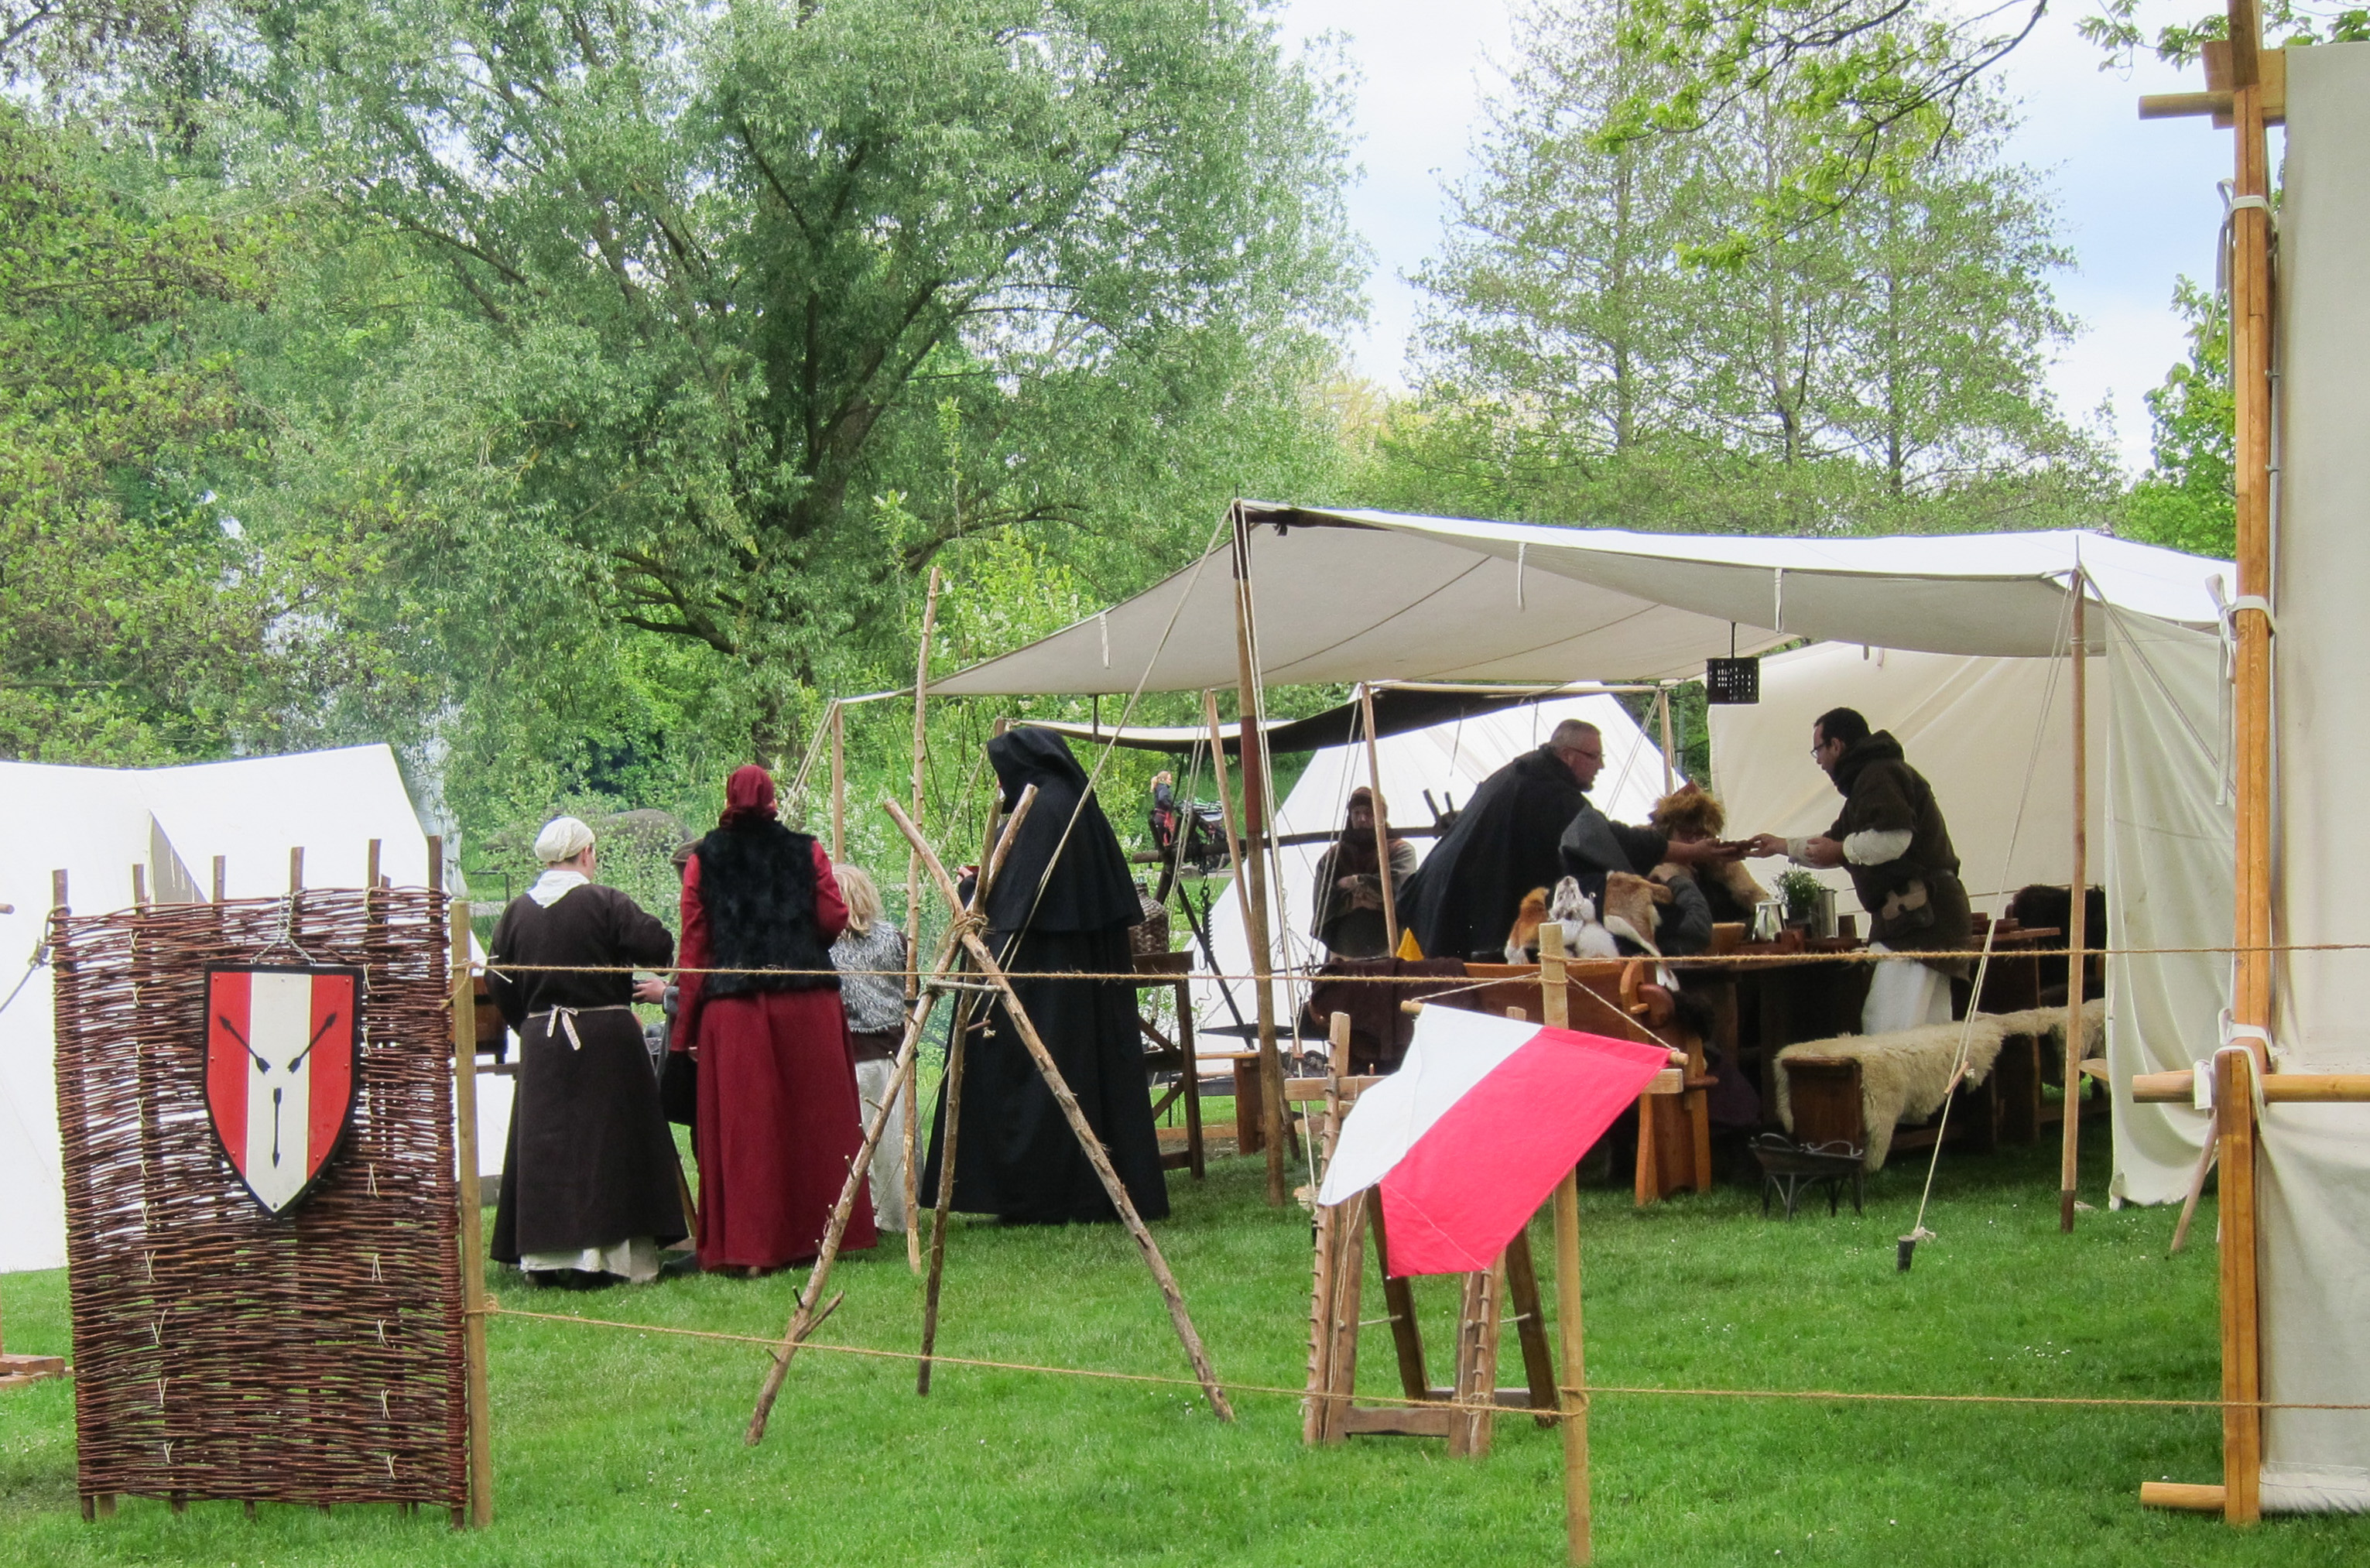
xmin=746 ymin=788 xmax=1231 ymax=1443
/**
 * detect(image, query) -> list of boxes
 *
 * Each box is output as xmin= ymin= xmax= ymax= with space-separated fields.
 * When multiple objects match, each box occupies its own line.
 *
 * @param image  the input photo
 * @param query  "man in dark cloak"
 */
xmin=922 ymin=727 xmax=1169 ymax=1224
xmin=1404 ymin=717 xmax=1728 ymax=960
xmin=488 ymin=816 xmax=686 ymax=1286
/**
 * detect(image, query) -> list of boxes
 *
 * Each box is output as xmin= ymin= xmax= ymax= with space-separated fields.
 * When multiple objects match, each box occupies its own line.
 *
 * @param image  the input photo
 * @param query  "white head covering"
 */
xmin=533 ymin=816 xmax=596 ymax=865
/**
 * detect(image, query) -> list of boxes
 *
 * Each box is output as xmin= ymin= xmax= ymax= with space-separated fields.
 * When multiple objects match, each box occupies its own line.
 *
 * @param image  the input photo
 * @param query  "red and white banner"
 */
xmin=204 ymin=966 xmax=362 ymax=1216
xmin=1316 ymin=1006 xmax=1667 ymax=1275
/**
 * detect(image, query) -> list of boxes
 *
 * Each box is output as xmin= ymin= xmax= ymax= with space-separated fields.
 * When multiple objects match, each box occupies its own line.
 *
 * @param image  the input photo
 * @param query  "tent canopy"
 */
xmin=933 ymin=506 xmax=2231 ymax=697
xmin=1020 ymin=682 xmax=1649 ymax=755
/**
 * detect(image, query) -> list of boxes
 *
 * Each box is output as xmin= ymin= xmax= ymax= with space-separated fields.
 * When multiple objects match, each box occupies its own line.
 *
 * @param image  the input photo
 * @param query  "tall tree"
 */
xmin=237 ymin=0 xmax=1358 ymax=762
xmin=2122 ymin=276 xmax=2234 ymax=558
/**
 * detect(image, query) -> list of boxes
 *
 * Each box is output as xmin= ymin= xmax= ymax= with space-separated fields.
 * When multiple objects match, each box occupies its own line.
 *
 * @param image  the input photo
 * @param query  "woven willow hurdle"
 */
xmin=50 ymin=885 xmax=467 ymax=1517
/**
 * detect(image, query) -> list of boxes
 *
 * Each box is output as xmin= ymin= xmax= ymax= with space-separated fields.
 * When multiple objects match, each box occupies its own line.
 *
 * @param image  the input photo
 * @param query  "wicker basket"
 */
xmin=1128 ymin=883 xmax=1171 ymax=957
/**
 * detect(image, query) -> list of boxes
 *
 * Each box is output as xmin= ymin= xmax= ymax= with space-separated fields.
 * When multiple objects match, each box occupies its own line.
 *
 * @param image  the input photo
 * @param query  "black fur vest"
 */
xmin=694 ymin=820 xmax=839 ymax=997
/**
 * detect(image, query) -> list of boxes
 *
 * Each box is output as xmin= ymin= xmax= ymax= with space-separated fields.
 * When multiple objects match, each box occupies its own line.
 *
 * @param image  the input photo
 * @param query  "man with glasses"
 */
xmin=1745 ymin=707 xmax=1971 ymax=1032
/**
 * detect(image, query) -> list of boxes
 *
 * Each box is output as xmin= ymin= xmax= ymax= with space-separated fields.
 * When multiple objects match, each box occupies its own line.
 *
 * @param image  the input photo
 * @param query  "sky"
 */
xmin=1272 ymin=0 xmax=2244 ymax=477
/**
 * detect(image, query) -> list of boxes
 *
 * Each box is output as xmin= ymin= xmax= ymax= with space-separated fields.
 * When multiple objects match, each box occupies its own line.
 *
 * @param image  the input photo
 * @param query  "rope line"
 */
xmin=485 ymin=1303 xmax=2370 ymax=1418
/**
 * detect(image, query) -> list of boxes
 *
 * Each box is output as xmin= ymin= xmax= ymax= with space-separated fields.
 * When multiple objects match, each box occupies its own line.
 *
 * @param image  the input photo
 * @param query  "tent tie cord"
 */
xmin=482 ymin=1303 xmax=2370 ymax=1418
xmin=454 ymin=937 xmax=2370 ymax=982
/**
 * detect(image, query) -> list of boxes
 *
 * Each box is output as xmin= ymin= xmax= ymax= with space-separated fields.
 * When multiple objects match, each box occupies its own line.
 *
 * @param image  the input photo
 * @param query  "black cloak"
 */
xmin=923 ymin=728 xmax=1168 ymax=1224
xmin=1400 ymin=745 xmax=1587 ymax=960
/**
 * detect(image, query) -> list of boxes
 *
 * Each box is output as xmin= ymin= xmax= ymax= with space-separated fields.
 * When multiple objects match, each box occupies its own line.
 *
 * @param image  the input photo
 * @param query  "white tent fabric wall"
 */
xmin=2259 ymin=41 xmax=2370 ymax=1514
xmin=2101 ymin=611 xmax=2228 ymax=1209
xmin=0 ymin=745 xmax=509 ymax=1275
xmin=1190 ymin=693 xmax=1671 ymax=1041
xmin=1707 ymin=642 xmax=2105 ymax=926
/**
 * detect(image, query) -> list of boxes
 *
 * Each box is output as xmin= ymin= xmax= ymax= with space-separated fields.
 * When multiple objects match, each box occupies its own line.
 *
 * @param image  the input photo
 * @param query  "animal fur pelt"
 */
xmin=1710 ymin=860 xmax=1770 ymax=914
xmin=1505 ymin=878 xmax=1620 ymax=961
xmin=1772 ymin=1016 xmax=2008 ymax=1170
xmin=1599 ymin=871 xmax=1671 ymax=953
xmin=691 ymin=820 xmax=838 ymax=996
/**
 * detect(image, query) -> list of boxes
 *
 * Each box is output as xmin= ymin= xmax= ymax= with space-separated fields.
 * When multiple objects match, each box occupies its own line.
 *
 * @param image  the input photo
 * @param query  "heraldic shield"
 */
xmin=204 ymin=965 xmax=364 ymax=1216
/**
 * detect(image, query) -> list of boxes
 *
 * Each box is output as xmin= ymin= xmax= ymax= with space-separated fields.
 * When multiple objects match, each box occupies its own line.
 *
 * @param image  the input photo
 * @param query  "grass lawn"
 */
xmin=2 ymin=1132 xmax=2365 ymax=1566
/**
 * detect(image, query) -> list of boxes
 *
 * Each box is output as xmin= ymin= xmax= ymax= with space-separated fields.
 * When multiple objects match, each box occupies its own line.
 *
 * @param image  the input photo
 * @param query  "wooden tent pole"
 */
xmin=445 ymin=861 xmax=493 ymax=1528
xmin=2062 ymin=580 xmax=2090 ymax=1232
xmin=1229 ymin=508 xmax=1286 ymax=1205
xmin=2217 ymin=1047 xmax=2263 ymax=1522
xmin=1203 ymin=693 xmax=1256 ymax=943
xmin=1356 ymin=683 xmax=1401 ymax=957
xmin=1656 ymin=686 xmax=1676 ymax=795
xmin=829 ymin=700 xmax=846 ymax=861
xmin=889 ymin=798 xmax=1234 ymax=1419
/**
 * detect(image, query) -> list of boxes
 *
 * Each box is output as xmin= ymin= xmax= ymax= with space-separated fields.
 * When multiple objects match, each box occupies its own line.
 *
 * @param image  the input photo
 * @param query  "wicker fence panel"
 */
xmin=50 ymin=888 xmax=467 ymax=1509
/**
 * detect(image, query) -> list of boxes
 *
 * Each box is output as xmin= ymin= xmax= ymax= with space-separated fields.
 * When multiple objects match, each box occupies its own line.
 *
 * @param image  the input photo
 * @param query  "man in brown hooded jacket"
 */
xmin=1747 ymin=707 xmax=1970 ymax=1032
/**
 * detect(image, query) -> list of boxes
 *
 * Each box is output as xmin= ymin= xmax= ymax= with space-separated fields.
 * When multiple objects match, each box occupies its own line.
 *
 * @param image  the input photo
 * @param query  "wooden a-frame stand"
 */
xmin=1302 ymin=927 xmax=1600 ymax=1563
xmin=1303 ymin=1012 xmax=1557 ymax=1455
xmin=746 ymin=787 xmax=1231 ymax=1444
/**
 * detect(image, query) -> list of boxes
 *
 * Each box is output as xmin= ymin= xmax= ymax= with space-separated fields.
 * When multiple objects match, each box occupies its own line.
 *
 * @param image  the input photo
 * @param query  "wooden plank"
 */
xmin=2218 ymin=1049 xmax=2261 ymax=1522
xmin=1339 ymin=1405 xmax=1455 ymax=1438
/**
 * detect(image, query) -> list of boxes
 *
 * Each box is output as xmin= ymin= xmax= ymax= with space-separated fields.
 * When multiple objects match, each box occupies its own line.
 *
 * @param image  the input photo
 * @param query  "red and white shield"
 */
xmin=204 ymin=966 xmax=363 ymax=1216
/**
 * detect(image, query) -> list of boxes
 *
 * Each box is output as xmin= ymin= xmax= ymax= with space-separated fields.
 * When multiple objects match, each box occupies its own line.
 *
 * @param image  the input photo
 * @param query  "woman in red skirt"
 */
xmin=673 ymin=765 xmax=875 ymax=1273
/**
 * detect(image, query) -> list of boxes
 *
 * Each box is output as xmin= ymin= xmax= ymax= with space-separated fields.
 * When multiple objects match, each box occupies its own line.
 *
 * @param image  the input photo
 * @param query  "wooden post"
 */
xmin=1228 ymin=512 xmax=1286 ymax=1207
xmin=2218 ymin=1048 xmax=2262 ymax=1523
xmin=1356 ymin=683 xmax=1400 ymax=956
xmin=1303 ymin=1010 xmax=1352 ymax=1443
xmin=889 ymin=798 xmax=1234 ymax=1419
xmin=211 ymin=855 xmax=226 ymax=903
xmin=1542 ymin=922 xmax=1589 ymax=1563
xmin=288 ymin=846 xmax=303 ymax=892
xmin=830 ymin=700 xmax=847 ymax=861
xmin=907 ymin=565 xmax=942 ymax=1009
xmin=1200 ymin=690 xmax=1266 ymax=1153
xmin=1656 ymin=686 xmax=1676 ymax=794
xmin=748 ymin=787 xmax=1038 ymax=1440
xmin=2062 ymin=580 xmax=2089 ymax=1232
xmin=447 ymin=882 xmax=493 ymax=1528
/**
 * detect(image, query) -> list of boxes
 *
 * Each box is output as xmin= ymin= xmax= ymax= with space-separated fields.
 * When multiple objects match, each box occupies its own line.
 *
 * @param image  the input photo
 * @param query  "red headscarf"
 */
xmin=719 ymin=765 xmax=779 ymax=828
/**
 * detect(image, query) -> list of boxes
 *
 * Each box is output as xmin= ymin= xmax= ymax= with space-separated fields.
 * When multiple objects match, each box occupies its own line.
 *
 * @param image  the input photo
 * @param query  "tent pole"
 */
xmin=2061 ymin=580 xmax=2089 ymax=1232
xmin=1204 ymin=690 xmax=1260 ymax=964
xmin=1230 ymin=505 xmax=1287 ymax=1205
xmin=1356 ymin=683 xmax=1400 ymax=957
xmin=906 ymin=566 xmax=942 ymax=1008
xmin=1656 ymin=686 xmax=1676 ymax=794
xmin=830 ymin=700 xmax=846 ymax=861
xmin=2221 ymin=0 xmax=2272 ymax=1523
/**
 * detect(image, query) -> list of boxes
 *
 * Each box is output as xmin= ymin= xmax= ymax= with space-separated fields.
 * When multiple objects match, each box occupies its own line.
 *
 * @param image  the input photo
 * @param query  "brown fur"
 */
xmin=1601 ymin=871 xmax=1672 ymax=946
xmin=1505 ymin=886 xmax=1550 ymax=958
xmin=1649 ymin=783 xmax=1726 ymax=841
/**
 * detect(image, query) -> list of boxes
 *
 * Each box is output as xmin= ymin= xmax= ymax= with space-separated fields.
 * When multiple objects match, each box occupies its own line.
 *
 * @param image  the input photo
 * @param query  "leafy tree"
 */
xmin=1399 ymin=0 xmax=2106 ymax=535
xmin=2122 ymin=276 xmax=2233 ymax=558
xmin=0 ymin=104 xmax=379 ymax=761
xmin=235 ymin=0 xmax=1360 ymax=768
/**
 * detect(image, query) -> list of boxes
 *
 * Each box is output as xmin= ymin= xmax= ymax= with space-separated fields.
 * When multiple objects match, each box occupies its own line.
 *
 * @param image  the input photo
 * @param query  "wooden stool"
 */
xmin=1132 ymin=951 xmax=1204 ymax=1179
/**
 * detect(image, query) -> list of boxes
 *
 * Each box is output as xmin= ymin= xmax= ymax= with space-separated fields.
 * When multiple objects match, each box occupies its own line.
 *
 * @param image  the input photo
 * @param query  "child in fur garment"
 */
xmin=1649 ymin=783 xmax=1768 ymax=929
xmin=1505 ymin=878 xmax=1622 ymax=961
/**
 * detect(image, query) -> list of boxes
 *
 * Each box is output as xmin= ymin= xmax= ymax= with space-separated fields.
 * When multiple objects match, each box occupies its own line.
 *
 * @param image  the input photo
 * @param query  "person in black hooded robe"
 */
xmin=921 ymin=728 xmax=1169 ymax=1224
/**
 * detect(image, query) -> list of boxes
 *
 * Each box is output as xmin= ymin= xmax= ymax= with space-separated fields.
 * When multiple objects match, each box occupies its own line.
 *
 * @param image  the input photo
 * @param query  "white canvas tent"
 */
xmin=0 ymin=745 xmax=494 ymax=1275
xmin=1191 ymin=693 xmax=1673 ymax=1036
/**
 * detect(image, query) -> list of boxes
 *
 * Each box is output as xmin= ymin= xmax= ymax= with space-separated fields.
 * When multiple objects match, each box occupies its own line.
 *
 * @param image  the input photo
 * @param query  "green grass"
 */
xmin=3 ymin=1136 xmax=2365 ymax=1566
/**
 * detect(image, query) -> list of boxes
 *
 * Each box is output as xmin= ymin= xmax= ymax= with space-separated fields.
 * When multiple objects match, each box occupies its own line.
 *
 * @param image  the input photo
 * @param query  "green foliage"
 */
xmin=0 ymin=104 xmax=386 ymax=762
xmin=235 ymin=0 xmax=1360 ymax=780
xmin=2080 ymin=0 xmax=2370 ymax=70
xmin=1389 ymin=1 xmax=2109 ymax=536
xmin=2122 ymin=277 xmax=2235 ymax=561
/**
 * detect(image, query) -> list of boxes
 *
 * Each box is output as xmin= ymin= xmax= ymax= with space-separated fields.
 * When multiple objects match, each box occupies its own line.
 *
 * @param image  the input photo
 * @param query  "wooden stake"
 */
xmin=1228 ymin=511 xmax=1286 ymax=1206
xmin=1356 ymin=683 xmax=1401 ymax=957
xmin=747 ymin=788 xmax=1038 ymax=1439
xmin=2217 ymin=1047 xmax=2261 ymax=1523
xmin=289 ymin=846 xmax=303 ymax=892
xmin=211 ymin=855 xmax=226 ymax=903
xmin=2170 ymin=1135 xmax=2218 ymax=1255
xmin=1303 ymin=1011 xmax=1353 ymax=1443
xmin=906 ymin=566 xmax=942 ymax=1007
xmin=447 ymin=888 xmax=493 ymax=1528
xmin=1656 ymin=686 xmax=1676 ymax=795
xmin=131 ymin=864 xmax=148 ymax=909
xmin=1542 ymin=922 xmax=1589 ymax=1563
xmin=2063 ymin=580 xmax=2089 ymax=1232
xmin=889 ymin=798 xmax=1234 ymax=1419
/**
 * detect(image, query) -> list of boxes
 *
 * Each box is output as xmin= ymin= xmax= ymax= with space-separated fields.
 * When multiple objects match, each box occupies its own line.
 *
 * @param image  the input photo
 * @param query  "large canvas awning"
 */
xmin=932 ymin=505 xmax=2229 ymax=697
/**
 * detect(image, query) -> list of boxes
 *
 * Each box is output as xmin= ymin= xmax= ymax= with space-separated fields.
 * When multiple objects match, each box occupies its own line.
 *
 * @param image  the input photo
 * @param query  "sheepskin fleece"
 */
xmin=1772 ymin=998 xmax=2106 ymax=1170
